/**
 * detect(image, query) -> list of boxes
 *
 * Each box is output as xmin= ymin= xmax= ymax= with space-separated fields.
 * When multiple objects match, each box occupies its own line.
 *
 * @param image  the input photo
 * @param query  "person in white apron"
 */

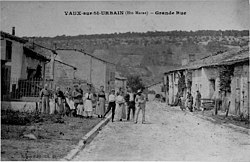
xmin=65 ymin=87 xmax=75 ymax=117
xmin=84 ymin=87 xmax=93 ymax=118
xmin=115 ymin=91 xmax=126 ymax=121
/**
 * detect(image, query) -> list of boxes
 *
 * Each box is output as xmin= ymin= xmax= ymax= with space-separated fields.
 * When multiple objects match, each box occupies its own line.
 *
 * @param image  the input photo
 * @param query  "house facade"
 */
xmin=165 ymin=72 xmax=179 ymax=105
xmin=164 ymin=47 xmax=249 ymax=119
xmin=55 ymin=49 xmax=116 ymax=93
xmin=52 ymin=59 xmax=77 ymax=92
xmin=1 ymin=30 xmax=49 ymax=100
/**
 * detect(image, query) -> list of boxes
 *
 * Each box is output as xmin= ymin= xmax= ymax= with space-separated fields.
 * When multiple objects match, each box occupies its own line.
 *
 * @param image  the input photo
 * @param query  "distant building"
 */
xmin=115 ymin=72 xmax=127 ymax=93
xmin=146 ymin=81 xmax=165 ymax=101
xmin=164 ymin=47 xmax=249 ymax=119
xmin=55 ymin=49 xmax=116 ymax=92
xmin=53 ymin=58 xmax=77 ymax=91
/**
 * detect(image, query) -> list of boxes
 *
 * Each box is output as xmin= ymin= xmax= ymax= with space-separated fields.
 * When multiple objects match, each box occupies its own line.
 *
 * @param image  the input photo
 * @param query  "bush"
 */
xmin=1 ymin=110 xmax=64 ymax=126
xmin=1 ymin=110 xmax=31 ymax=125
xmin=127 ymin=75 xmax=145 ymax=93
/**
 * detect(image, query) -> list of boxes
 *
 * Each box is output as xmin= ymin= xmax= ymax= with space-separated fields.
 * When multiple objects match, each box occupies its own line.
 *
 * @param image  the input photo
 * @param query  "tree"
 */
xmin=127 ymin=75 xmax=145 ymax=93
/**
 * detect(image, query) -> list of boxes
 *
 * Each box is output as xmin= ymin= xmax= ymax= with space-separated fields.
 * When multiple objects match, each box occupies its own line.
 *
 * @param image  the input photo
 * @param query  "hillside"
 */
xmin=26 ymin=30 xmax=249 ymax=85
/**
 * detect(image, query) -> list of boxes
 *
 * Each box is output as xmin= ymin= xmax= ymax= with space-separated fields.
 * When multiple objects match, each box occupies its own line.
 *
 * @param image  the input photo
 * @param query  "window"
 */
xmin=236 ymin=78 xmax=240 ymax=89
xmin=210 ymin=79 xmax=215 ymax=91
xmin=6 ymin=40 xmax=12 ymax=61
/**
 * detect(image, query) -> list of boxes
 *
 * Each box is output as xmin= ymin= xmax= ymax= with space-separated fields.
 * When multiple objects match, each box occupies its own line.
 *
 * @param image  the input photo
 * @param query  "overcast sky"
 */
xmin=0 ymin=0 xmax=249 ymax=37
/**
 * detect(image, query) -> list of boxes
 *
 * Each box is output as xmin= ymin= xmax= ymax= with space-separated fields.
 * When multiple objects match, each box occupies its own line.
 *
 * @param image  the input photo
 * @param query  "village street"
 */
xmin=73 ymin=101 xmax=250 ymax=161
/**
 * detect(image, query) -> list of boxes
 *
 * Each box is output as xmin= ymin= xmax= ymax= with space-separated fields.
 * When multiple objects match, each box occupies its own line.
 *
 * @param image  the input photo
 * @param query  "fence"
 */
xmin=1 ymin=78 xmax=53 ymax=101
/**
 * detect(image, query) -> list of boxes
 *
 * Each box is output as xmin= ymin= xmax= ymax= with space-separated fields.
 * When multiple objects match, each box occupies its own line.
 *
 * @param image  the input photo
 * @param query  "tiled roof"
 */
xmin=165 ymin=47 xmax=249 ymax=74
xmin=57 ymin=49 xmax=115 ymax=65
xmin=23 ymin=46 xmax=50 ymax=61
xmin=146 ymin=81 xmax=162 ymax=88
xmin=1 ymin=31 xmax=28 ymax=43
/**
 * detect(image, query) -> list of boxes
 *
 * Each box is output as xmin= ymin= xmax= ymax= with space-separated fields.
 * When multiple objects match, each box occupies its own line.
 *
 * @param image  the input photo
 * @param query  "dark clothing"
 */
xmin=55 ymin=90 xmax=65 ymax=99
xmin=104 ymin=101 xmax=116 ymax=122
xmin=187 ymin=94 xmax=193 ymax=112
xmin=127 ymin=101 xmax=135 ymax=120
xmin=55 ymin=90 xmax=65 ymax=104
xmin=124 ymin=94 xmax=130 ymax=103
xmin=72 ymin=89 xmax=83 ymax=104
xmin=98 ymin=91 xmax=106 ymax=99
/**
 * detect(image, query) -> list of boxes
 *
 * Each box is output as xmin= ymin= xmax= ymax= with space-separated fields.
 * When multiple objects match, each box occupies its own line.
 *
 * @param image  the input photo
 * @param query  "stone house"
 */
xmin=115 ymin=72 xmax=127 ymax=93
xmin=1 ymin=30 xmax=50 ymax=100
xmin=52 ymin=59 xmax=77 ymax=91
xmin=55 ymin=49 xmax=116 ymax=93
xmin=1 ymin=30 xmax=49 ymax=81
xmin=164 ymin=47 xmax=249 ymax=118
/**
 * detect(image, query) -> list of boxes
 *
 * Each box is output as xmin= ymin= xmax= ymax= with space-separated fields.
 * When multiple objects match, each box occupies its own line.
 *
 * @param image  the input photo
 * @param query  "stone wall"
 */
xmin=53 ymin=60 xmax=76 ymax=92
xmin=230 ymin=63 xmax=249 ymax=117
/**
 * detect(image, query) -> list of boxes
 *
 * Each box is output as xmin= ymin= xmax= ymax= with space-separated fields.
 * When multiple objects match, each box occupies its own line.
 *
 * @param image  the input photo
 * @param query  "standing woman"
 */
xmin=96 ymin=86 xmax=106 ymax=118
xmin=115 ymin=91 xmax=126 ymax=121
xmin=84 ymin=86 xmax=93 ymax=118
xmin=72 ymin=84 xmax=83 ymax=117
xmin=55 ymin=86 xmax=65 ymax=116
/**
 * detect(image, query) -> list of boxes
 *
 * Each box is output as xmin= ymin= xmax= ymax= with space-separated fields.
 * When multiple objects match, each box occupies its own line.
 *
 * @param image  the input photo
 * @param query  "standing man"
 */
xmin=39 ymin=83 xmax=51 ymax=114
xmin=134 ymin=89 xmax=146 ymax=124
xmin=126 ymin=88 xmax=136 ymax=121
xmin=104 ymin=89 xmax=116 ymax=122
xmin=213 ymin=90 xmax=222 ymax=115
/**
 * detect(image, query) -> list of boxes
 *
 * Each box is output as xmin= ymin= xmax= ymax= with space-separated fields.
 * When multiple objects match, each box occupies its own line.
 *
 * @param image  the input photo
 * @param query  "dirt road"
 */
xmin=73 ymin=101 xmax=250 ymax=161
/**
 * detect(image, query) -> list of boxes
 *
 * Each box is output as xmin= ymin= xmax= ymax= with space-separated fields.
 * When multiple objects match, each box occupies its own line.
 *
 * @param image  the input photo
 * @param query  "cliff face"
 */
xmin=27 ymin=31 xmax=249 ymax=85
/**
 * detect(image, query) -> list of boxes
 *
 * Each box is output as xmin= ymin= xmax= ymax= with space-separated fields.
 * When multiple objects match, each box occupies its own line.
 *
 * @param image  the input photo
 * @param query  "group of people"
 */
xmin=39 ymin=83 xmax=107 ymax=118
xmin=39 ymin=83 xmax=147 ymax=124
xmin=105 ymin=87 xmax=146 ymax=123
xmin=177 ymin=90 xmax=201 ymax=112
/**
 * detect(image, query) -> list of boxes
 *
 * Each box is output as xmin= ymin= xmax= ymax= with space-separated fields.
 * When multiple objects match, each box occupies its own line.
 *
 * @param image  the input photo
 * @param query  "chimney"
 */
xmin=12 ymin=27 xmax=15 ymax=35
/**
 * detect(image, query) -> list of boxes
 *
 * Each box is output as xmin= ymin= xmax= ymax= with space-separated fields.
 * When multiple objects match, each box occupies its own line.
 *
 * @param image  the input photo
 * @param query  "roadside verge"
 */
xmin=61 ymin=113 xmax=112 ymax=161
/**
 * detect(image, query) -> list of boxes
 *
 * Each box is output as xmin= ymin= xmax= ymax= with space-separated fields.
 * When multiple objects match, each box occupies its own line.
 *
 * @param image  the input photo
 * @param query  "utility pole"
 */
xmin=50 ymin=43 xmax=57 ymax=89
xmin=90 ymin=54 xmax=92 ymax=84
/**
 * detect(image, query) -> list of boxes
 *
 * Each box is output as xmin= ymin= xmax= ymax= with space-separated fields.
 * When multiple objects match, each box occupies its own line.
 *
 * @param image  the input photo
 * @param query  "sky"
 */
xmin=0 ymin=0 xmax=249 ymax=37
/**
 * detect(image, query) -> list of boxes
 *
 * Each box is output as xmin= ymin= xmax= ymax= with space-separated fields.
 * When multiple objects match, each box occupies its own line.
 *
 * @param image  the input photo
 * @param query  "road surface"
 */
xmin=73 ymin=101 xmax=250 ymax=161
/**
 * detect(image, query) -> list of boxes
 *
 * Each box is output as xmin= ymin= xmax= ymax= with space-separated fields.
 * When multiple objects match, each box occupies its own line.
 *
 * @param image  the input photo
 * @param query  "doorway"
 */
xmin=209 ymin=79 xmax=215 ymax=98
